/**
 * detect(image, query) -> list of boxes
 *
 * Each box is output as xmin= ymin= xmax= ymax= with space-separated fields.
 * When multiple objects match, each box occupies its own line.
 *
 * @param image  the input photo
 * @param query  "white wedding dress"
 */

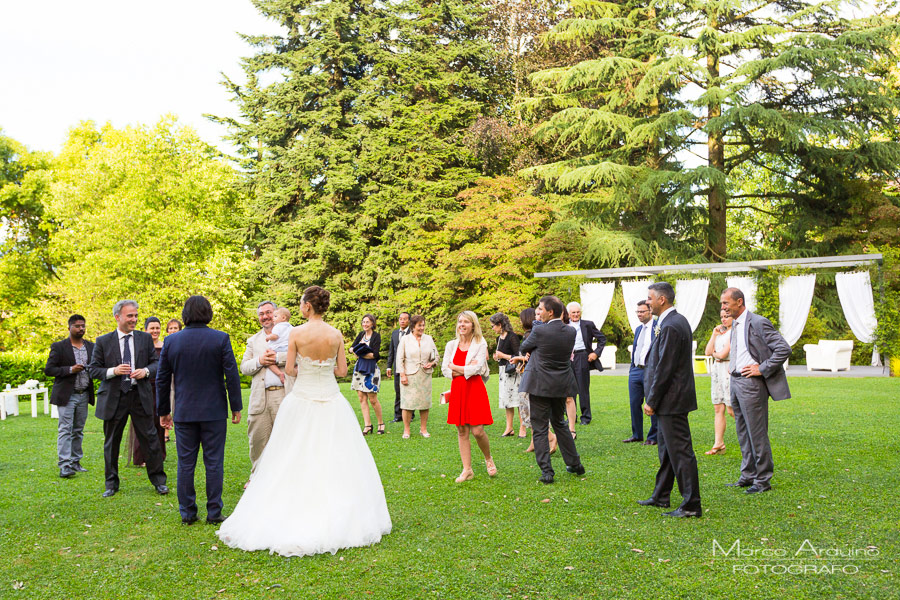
xmin=217 ymin=354 xmax=392 ymax=557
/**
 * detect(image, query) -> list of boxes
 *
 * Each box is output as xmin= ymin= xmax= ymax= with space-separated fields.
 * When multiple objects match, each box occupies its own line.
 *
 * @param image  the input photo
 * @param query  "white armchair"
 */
xmin=599 ymin=345 xmax=617 ymax=370
xmin=804 ymin=340 xmax=853 ymax=372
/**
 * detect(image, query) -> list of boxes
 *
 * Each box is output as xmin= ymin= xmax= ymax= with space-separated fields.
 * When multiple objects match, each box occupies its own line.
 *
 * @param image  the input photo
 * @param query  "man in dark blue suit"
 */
xmin=625 ymin=300 xmax=659 ymax=445
xmin=639 ymin=282 xmax=702 ymax=518
xmin=157 ymin=296 xmax=243 ymax=525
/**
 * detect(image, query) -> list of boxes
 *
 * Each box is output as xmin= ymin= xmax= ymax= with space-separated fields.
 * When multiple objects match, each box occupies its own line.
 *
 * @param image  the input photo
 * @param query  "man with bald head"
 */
xmin=566 ymin=302 xmax=606 ymax=425
xmin=720 ymin=287 xmax=791 ymax=494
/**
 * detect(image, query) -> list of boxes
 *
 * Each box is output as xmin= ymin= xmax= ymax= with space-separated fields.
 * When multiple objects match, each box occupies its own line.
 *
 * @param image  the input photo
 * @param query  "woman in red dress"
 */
xmin=442 ymin=311 xmax=496 ymax=482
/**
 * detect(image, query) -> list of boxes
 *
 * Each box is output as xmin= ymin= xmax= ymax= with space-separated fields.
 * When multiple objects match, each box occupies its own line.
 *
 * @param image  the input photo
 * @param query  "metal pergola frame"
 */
xmin=534 ymin=253 xmax=884 ymax=279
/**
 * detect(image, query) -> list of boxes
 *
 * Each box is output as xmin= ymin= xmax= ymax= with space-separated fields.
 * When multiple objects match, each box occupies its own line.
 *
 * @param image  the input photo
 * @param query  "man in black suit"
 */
xmin=639 ymin=282 xmax=702 ymax=518
xmin=157 ymin=296 xmax=243 ymax=524
xmin=44 ymin=314 xmax=95 ymax=478
xmin=565 ymin=302 xmax=606 ymax=425
xmin=385 ymin=312 xmax=410 ymax=423
xmin=625 ymin=300 xmax=659 ymax=445
xmin=518 ymin=295 xmax=585 ymax=484
xmin=87 ymin=300 xmax=168 ymax=498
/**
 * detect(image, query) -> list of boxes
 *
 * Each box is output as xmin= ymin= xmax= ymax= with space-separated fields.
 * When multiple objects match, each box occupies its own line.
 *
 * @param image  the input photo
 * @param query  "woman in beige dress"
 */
xmin=704 ymin=309 xmax=735 ymax=455
xmin=397 ymin=315 xmax=439 ymax=439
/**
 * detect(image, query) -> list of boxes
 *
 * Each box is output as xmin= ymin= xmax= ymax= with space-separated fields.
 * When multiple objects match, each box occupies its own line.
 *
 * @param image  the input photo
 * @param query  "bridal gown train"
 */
xmin=217 ymin=355 xmax=392 ymax=556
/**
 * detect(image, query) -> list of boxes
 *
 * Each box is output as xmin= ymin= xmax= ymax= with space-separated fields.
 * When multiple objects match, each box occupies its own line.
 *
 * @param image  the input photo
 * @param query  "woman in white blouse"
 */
xmin=397 ymin=315 xmax=439 ymax=439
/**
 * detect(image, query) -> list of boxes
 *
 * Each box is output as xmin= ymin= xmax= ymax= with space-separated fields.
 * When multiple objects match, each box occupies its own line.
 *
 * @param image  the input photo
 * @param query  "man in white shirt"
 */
xmin=241 ymin=301 xmax=290 ymax=474
xmin=625 ymin=300 xmax=659 ymax=444
xmin=385 ymin=312 xmax=411 ymax=423
xmin=566 ymin=302 xmax=606 ymax=425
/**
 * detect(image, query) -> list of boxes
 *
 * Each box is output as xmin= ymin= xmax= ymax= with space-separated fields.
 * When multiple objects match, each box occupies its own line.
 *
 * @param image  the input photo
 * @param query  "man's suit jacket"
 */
xmin=573 ymin=319 xmax=607 ymax=372
xmin=156 ymin=325 xmax=242 ymax=422
xmin=87 ymin=329 xmax=158 ymax=420
xmin=734 ymin=311 xmax=792 ymax=401
xmin=630 ymin=322 xmax=655 ymax=369
xmin=519 ymin=319 xmax=578 ymax=398
xmin=644 ymin=310 xmax=697 ymax=415
xmin=240 ymin=329 xmax=291 ymax=416
xmin=386 ymin=328 xmax=408 ymax=371
xmin=44 ymin=339 xmax=95 ymax=406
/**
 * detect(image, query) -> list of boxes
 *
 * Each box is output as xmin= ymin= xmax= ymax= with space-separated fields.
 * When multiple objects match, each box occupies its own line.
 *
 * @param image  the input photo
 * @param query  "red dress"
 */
xmin=446 ymin=347 xmax=493 ymax=426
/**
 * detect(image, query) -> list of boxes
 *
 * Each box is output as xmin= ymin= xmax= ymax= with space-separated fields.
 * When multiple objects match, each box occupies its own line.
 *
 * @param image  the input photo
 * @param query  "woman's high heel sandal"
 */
xmin=704 ymin=445 xmax=726 ymax=455
xmin=377 ymin=423 xmax=386 ymax=435
xmin=455 ymin=470 xmax=475 ymax=483
xmin=362 ymin=425 xmax=373 ymax=435
xmin=485 ymin=457 xmax=498 ymax=477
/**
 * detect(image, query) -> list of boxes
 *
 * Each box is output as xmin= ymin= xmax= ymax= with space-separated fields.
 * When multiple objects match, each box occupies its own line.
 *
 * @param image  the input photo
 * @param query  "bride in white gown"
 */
xmin=217 ymin=286 xmax=392 ymax=556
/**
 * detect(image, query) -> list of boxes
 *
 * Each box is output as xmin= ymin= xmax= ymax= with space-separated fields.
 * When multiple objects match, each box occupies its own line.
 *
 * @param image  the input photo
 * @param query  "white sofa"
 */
xmin=803 ymin=340 xmax=853 ymax=372
xmin=600 ymin=345 xmax=617 ymax=370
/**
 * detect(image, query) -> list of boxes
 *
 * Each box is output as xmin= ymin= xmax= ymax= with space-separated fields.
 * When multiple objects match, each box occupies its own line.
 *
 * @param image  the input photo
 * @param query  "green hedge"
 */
xmin=0 ymin=351 xmax=49 ymax=389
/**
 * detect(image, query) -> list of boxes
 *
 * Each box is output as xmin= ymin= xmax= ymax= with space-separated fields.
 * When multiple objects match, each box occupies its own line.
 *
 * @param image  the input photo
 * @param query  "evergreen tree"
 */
xmin=220 ymin=0 xmax=496 ymax=331
xmin=524 ymin=0 xmax=900 ymax=260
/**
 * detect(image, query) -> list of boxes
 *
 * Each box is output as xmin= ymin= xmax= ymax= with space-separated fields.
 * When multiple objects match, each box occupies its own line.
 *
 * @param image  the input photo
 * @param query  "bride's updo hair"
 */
xmin=301 ymin=285 xmax=330 ymax=314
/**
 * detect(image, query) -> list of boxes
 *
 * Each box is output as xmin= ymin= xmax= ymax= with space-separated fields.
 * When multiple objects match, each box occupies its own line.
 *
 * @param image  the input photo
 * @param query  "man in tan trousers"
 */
xmin=240 ymin=301 xmax=292 ymax=476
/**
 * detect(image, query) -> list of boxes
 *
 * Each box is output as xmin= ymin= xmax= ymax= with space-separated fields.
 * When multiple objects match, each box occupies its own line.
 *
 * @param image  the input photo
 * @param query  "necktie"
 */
xmin=121 ymin=334 xmax=133 ymax=393
xmin=728 ymin=321 xmax=737 ymax=375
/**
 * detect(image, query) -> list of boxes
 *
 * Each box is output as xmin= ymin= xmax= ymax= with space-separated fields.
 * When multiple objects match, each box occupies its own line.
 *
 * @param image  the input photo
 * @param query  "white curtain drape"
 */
xmin=621 ymin=280 xmax=652 ymax=332
xmin=579 ymin=282 xmax=615 ymax=329
xmin=778 ymin=274 xmax=816 ymax=346
xmin=674 ymin=279 xmax=709 ymax=333
xmin=726 ymin=276 xmax=757 ymax=313
xmin=836 ymin=271 xmax=880 ymax=366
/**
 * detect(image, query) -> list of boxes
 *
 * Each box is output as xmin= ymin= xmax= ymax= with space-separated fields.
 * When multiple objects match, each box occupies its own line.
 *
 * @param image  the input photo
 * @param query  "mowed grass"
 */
xmin=1 ymin=376 xmax=898 ymax=599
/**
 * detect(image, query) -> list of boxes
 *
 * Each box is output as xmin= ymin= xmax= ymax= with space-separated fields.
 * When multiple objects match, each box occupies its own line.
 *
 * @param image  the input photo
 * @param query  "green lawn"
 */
xmin=2 ymin=376 xmax=898 ymax=599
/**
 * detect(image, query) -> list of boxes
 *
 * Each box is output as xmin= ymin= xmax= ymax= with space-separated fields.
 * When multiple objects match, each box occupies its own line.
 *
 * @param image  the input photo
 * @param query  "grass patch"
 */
xmin=2 ymin=377 xmax=898 ymax=598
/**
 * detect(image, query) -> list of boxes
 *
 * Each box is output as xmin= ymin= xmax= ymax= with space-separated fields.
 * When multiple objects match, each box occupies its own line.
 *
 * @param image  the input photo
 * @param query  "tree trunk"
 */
xmin=706 ymin=16 xmax=726 ymax=261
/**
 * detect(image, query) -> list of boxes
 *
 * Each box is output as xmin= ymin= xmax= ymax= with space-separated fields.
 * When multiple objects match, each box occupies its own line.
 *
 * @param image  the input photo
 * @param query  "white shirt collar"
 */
xmin=117 ymin=328 xmax=134 ymax=339
xmin=547 ymin=317 xmax=562 ymax=323
xmin=733 ymin=309 xmax=748 ymax=327
xmin=656 ymin=306 xmax=676 ymax=326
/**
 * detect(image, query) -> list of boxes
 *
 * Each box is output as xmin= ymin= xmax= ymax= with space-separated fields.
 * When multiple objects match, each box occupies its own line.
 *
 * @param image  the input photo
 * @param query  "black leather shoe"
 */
xmin=155 ymin=484 xmax=170 ymax=495
xmin=745 ymin=485 xmax=771 ymax=494
xmin=182 ymin=516 xmax=198 ymax=525
xmin=637 ymin=498 xmax=670 ymax=508
xmin=566 ymin=464 xmax=586 ymax=476
xmin=390 ymin=417 xmax=402 ymax=423
xmin=206 ymin=516 xmax=225 ymax=524
xmin=538 ymin=473 xmax=554 ymax=485
xmin=73 ymin=463 xmax=88 ymax=472
xmin=580 ymin=419 xmax=590 ymax=425
xmin=621 ymin=436 xmax=642 ymax=443
xmin=102 ymin=488 xmax=117 ymax=498
xmin=642 ymin=440 xmax=657 ymax=446
xmin=59 ymin=468 xmax=76 ymax=478
xmin=662 ymin=507 xmax=702 ymax=518
xmin=726 ymin=480 xmax=753 ymax=488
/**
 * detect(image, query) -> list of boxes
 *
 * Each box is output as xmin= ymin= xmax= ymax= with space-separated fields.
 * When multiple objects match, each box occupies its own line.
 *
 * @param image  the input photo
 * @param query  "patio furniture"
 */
xmin=803 ymin=340 xmax=853 ymax=372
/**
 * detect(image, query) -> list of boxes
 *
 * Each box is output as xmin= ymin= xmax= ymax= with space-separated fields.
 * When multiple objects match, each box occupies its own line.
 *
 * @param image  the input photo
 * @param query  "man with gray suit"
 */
xmin=639 ymin=282 xmax=701 ymax=517
xmin=241 ymin=301 xmax=292 ymax=475
xmin=518 ymin=295 xmax=585 ymax=484
xmin=721 ymin=287 xmax=791 ymax=494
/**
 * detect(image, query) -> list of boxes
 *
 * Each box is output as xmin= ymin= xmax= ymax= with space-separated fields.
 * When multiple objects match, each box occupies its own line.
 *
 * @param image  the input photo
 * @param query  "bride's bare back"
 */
xmin=286 ymin=319 xmax=348 ymax=378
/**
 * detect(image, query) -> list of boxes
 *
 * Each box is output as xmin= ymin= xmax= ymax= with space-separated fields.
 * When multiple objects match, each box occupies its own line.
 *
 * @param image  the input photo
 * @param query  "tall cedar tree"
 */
xmin=219 ymin=0 xmax=496 ymax=331
xmin=522 ymin=0 xmax=900 ymax=260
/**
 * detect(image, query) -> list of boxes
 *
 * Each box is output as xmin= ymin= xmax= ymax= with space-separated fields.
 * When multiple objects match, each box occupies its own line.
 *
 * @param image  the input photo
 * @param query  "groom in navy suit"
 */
xmin=625 ymin=300 xmax=659 ymax=444
xmin=157 ymin=295 xmax=243 ymax=524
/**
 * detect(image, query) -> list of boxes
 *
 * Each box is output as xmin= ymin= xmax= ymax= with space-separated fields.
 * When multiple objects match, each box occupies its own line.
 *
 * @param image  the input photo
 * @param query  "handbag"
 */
xmin=504 ymin=360 xmax=518 ymax=375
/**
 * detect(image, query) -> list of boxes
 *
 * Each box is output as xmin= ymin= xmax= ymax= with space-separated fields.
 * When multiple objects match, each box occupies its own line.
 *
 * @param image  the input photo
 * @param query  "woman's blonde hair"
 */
xmin=456 ymin=311 xmax=484 ymax=344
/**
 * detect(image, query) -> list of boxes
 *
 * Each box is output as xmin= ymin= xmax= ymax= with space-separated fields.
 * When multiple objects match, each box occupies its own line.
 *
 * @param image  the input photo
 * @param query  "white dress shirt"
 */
xmin=570 ymin=320 xmax=586 ymax=352
xmin=105 ymin=329 xmax=143 ymax=381
xmin=729 ymin=310 xmax=754 ymax=372
xmin=636 ymin=321 xmax=652 ymax=367
xmin=656 ymin=306 xmax=675 ymax=328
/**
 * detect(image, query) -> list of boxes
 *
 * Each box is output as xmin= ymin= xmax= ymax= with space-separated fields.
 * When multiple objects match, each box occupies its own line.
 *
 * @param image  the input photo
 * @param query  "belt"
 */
xmin=265 ymin=386 xmax=284 ymax=392
xmin=74 ymin=388 xmax=89 ymax=393
xmin=730 ymin=371 xmax=741 ymax=377
xmin=573 ymin=349 xmax=587 ymax=354
xmin=633 ymin=365 xmax=644 ymax=369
